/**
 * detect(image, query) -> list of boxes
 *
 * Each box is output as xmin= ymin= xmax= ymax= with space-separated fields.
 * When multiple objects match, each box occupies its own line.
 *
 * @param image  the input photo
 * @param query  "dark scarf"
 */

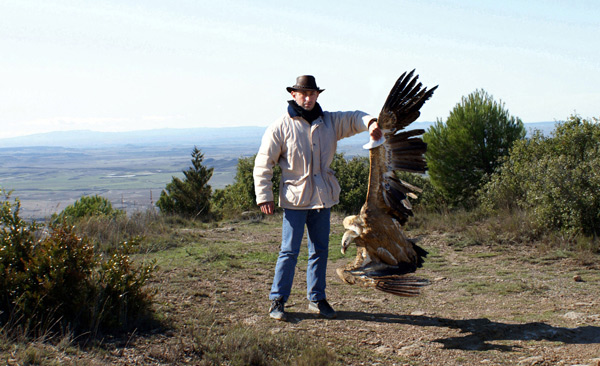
xmin=287 ymin=100 xmax=323 ymax=124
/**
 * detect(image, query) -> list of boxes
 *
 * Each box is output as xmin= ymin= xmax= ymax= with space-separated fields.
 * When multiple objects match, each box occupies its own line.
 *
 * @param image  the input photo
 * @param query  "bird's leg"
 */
xmin=336 ymin=267 xmax=356 ymax=284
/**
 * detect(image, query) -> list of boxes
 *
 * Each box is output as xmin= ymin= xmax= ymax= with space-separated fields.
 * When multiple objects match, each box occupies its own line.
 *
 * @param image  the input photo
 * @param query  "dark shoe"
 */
xmin=269 ymin=298 xmax=287 ymax=321
xmin=308 ymin=299 xmax=337 ymax=319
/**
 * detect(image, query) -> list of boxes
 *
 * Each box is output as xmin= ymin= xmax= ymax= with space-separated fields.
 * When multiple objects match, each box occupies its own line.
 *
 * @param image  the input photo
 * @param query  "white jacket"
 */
xmin=253 ymin=110 xmax=375 ymax=210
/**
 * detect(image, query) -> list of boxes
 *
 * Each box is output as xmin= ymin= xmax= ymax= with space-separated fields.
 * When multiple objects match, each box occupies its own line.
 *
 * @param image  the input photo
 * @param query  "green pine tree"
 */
xmin=423 ymin=89 xmax=525 ymax=206
xmin=156 ymin=147 xmax=213 ymax=219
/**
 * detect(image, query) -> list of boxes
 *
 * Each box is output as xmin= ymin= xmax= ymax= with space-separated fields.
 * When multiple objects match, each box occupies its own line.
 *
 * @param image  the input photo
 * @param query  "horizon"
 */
xmin=0 ymin=120 xmax=561 ymax=141
xmin=2 ymin=0 xmax=598 ymax=139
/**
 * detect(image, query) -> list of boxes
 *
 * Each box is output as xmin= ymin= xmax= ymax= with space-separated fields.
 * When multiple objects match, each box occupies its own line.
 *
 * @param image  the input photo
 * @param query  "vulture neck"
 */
xmin=365 ymin=145 xmax=386 ymax=210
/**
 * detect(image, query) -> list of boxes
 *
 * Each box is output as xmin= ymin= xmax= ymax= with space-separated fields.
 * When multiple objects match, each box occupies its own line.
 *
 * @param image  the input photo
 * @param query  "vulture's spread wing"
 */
xmin=338 ymin=70 xmax=437 ymax=296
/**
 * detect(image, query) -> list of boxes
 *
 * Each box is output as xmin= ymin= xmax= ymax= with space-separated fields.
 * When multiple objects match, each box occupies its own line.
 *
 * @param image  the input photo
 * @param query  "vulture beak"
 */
xmin=341 ymin=229 xmax=358 ymax=254
xmin=342 ymin=215 xmax=364 ymax=254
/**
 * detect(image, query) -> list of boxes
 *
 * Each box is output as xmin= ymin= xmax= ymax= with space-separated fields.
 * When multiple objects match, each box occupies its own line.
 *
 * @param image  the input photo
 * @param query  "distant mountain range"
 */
xmin=0 ymin=126 xmax=266 ymax=149
xmin=0 ymin=122 xmax=559 ymax=149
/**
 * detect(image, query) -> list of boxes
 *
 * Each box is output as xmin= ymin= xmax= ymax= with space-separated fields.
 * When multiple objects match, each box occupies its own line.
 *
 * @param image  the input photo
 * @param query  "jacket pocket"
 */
xmin=281 ymin=180 xmax=310 ymax=207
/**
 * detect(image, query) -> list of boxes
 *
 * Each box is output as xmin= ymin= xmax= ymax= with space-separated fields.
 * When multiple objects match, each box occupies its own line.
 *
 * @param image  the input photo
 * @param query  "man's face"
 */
xmin=291 ymin=90 xmax=319 ymax=111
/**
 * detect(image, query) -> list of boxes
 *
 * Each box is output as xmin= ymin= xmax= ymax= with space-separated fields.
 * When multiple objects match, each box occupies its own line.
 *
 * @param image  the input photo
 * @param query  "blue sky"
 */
xmin=1 ymin=0 xmax=598 ymax=138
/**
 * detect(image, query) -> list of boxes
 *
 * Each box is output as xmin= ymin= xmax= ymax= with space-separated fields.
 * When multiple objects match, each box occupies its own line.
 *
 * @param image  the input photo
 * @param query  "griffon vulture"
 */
xmin=337 ymin=70 xmax=437 ymax=296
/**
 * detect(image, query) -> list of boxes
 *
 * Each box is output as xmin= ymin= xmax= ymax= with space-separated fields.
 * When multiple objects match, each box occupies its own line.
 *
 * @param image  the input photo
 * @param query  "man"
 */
xmin=253 ymin=75 xmax=382 ymax=321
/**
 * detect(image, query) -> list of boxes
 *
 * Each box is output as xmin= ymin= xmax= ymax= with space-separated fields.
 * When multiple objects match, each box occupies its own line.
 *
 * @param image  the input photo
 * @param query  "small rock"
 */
xmin=397 ymin=344 xmax=422 ymax=357
xmin=243 ymin=315 xmax=260 ymax=325
xmin=434 ymin=276 xmax=446 ymax=281
xmin=563 ymin=311 xmax=585 ymax=320
xmin=410 ymin=310 xmax=426 ymax=316
xmin=573 ymin=275 xmax=583 ymax=282
xmin=361 ymin=339 xmax=382 ymax=346
xmin=517 ymin=355 xmax=544 ymax=365
xmin=374 ymin=345 xmax=393 ymax=354
xmin=241 ymin=211 xmax=260 ymax=219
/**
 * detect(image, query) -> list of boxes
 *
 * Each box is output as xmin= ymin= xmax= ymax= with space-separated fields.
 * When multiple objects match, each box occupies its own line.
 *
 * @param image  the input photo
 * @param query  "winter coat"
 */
xmin=253 ymin=109 xmax=375 ymax=210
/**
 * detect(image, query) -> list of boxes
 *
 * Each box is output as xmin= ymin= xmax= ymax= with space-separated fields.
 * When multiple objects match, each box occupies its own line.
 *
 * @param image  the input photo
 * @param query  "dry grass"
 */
xmin=2 ymin=210 xmax=600 ymax=365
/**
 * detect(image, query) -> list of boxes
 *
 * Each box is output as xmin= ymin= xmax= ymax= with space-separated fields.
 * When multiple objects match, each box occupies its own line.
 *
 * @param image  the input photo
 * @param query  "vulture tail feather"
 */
xmin=375 ymin=277 xmax=430 ymax=297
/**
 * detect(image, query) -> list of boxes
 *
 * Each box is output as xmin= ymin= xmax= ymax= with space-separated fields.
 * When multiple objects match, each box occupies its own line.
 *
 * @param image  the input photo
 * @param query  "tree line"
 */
xmin=157 ymin=89 xmax=600 ymax=237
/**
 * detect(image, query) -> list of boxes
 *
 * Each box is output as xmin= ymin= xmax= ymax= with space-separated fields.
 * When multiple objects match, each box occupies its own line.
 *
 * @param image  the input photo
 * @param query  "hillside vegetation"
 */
xmin=1 ymin=207 xmax=599 ymax=365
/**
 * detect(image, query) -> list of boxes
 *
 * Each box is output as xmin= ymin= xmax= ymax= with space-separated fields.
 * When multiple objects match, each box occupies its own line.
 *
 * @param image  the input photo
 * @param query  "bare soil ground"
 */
xmin=4 ymin=213 xmax=600 ymax=365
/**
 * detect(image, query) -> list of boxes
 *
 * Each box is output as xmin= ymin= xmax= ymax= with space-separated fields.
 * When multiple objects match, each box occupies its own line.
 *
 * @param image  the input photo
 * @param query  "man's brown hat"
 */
xmin=286 ymin=75 xmax=325 ymax=93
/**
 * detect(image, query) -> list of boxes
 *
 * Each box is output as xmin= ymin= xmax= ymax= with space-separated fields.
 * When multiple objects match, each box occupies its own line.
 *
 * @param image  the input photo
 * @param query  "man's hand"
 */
xmin=259 ymin=201 xmax=275 ymax=215
xmin=369 ymin=121 xmax=383 ymax=141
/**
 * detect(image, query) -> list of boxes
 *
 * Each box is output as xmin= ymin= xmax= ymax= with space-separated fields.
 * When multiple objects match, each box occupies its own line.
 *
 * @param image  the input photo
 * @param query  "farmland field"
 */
xmin=0 ymin=145 xmax=242 ymax=220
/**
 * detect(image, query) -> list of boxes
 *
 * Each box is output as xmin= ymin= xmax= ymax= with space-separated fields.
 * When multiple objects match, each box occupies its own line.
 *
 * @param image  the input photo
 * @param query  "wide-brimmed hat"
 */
xmin=286 ymin=75 xmax=325 ymax=93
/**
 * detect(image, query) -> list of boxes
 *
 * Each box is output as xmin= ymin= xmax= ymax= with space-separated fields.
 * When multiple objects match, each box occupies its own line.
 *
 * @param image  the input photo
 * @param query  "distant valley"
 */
xmin=0 ymin=122 xmax=557 ymax=220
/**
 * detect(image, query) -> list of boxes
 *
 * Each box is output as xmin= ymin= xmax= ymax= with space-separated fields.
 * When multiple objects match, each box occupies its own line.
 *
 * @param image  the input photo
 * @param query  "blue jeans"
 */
xmin=270 ymin=208 xmax=331 ymax=302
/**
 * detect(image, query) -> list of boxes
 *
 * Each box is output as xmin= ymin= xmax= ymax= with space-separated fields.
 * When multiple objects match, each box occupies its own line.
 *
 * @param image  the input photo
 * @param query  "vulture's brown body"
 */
xmin=337 ymin=70 xmax=437 ymax=296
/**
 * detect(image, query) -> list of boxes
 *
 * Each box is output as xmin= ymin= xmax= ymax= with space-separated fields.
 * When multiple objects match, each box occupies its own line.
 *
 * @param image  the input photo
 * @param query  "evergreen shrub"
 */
xmin=0 ymin=190 xmax=156 ymax=336
xmin=479 ymin=115 xmax=600 ymax=236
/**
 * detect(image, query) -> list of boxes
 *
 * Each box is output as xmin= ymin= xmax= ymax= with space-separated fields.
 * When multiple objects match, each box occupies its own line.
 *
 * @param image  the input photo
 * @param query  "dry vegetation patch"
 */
xmin=2 ymin=213 xmax=599 ymax=365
